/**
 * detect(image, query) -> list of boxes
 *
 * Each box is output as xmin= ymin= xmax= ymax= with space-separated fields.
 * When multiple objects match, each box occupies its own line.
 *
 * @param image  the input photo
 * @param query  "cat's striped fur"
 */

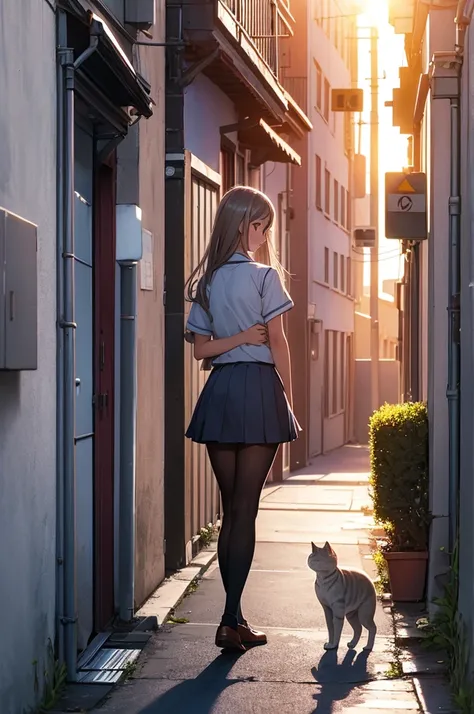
xmin=308 ymin=541 xmax=377 ymax=651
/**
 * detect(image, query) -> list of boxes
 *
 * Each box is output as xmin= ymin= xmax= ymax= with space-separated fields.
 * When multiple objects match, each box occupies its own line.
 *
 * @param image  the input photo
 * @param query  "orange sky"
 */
xmin=357 ymin=0 xmax=407 ymax=291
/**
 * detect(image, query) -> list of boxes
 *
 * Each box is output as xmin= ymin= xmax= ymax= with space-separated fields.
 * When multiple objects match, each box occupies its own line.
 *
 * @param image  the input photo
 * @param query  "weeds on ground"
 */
xmin=32 ymin=640 xmax=67 ymax=713
xmin=420 ymin=543 xmax=474 ymax=714
xmin=199 ymin=523 xmax=217 ymax=547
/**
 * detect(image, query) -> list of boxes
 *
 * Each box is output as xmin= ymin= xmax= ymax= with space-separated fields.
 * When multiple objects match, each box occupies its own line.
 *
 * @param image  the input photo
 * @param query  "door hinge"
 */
xmin=163 ymin=538 xmax=166 ymax=554
xmin=93 ymin=393 xmax=109 ymax=410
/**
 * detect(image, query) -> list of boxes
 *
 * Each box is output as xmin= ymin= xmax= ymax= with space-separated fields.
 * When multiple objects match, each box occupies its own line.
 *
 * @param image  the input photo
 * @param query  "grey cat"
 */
xmin=308 ymin=541 xmax=377 ymax=651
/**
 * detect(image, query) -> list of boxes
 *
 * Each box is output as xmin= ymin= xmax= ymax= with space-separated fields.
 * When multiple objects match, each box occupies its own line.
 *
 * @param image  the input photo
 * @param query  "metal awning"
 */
xmin=59 ymin=0 xmax=153 ymax=122
xmin=233 ymin=118 xmax=301 ymax=166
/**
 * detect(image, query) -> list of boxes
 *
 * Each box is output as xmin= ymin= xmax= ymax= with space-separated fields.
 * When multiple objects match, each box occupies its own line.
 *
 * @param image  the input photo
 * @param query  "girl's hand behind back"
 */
xmin=242 ymin=323 xmax=268 ymax=346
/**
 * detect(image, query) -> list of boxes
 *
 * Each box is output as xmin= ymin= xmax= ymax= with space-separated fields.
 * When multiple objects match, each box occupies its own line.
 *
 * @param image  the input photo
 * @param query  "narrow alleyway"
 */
xmin=91 ymin=446 xmax=424 ymax=713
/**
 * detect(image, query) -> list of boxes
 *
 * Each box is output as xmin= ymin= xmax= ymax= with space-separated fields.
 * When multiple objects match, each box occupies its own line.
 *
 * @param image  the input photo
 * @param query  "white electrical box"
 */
xmin=116 ymin=204 xmax=143 ymax=262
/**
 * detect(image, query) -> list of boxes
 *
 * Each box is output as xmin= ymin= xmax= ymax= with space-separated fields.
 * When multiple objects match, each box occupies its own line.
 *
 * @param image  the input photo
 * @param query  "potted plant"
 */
xmin=369 ymin=401 xmax=430 ymax=602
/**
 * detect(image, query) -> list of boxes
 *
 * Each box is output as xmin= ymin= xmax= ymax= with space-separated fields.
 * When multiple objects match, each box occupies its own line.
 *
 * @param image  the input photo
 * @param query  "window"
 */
xmin=340 ymin=333 xmax=346 ymax=411
xmin=315 ymin=61 xmax=323 ymax=111
xmin=346 ymin=256 xmax=351 ymax=295
xmin=314 ymin=0 xmax=322 ymax=24
xmin=324 ymin=331 xmax=330 ymax=416
xmin=333 ymin=252 xmax=338 ymax=289
xmin=324 ymin=247 xmax=329 ymax=283
xmin=221 ymin=139 xmax=247 ymax=192
xmin=236 ymin=153 xmax=245 ymax=185
xmin=346 ymin=190 xmax=352 ymax=231
xmin=316 ymin=155 xmax=322 ymax=209
xmin=322 ymin=0 xmax=329 ymax=35
xmin=332 ymin=331 xmax=338 ymax=415
xmin=324 ymin=330 xmax=343 ymax=417
xmin=340 ymin=256 xmax=345 ymax=293
xmin=324 ymin=168 xmax=331 ymax=215
xmin=323 ymin=78 xmax=330 ymax=122
xmin=334 ymin=179 xmax=339 ymax=223
xmin=341 ymin=186 xmax=346 ymax=229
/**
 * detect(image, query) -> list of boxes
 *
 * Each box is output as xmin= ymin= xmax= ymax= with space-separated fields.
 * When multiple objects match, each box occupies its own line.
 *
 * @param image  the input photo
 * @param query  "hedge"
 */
xmin=369 ymin=401 xmax=429 ymax=552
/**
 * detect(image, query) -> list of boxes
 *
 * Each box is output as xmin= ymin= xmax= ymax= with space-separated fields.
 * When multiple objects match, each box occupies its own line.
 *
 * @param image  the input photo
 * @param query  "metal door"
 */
xmin=74 ymin=124 xmax=94 ymax=650
xmin=185 ymin=171 xmax=220 ymax=549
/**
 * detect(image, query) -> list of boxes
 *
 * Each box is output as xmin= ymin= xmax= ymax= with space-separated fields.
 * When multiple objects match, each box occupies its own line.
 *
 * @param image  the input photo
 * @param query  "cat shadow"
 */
xmin=311 ymin=648 xmax=371 ymax=713
xmin=138 ymin=651 xmax=246 ymax=714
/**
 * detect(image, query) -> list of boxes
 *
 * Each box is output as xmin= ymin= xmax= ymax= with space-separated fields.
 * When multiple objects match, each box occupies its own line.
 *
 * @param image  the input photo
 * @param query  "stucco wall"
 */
xmin=134 ymin=5 xmax=167 ymax=607
xmin=184 ymin=74 xmax=237 ymax=172
xmin=0 ymin=1 xmax=57 ymax=712
xmin=354 ymin=360 xmax=400 ymax=445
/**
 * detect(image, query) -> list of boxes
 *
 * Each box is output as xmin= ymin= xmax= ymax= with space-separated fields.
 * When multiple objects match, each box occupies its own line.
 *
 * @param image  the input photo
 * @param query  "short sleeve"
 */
xmin=186 ymin=301 xmax=213 ymax=336
xmin=261 ymin=268 xmax=294 ymax=323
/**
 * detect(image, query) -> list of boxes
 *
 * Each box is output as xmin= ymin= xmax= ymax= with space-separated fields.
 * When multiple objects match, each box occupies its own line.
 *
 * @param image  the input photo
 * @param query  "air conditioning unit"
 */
xmin=331 ymin=88 xmax=364 ymax=112
xmin=353 ymin=227 xmax=376 ymax=248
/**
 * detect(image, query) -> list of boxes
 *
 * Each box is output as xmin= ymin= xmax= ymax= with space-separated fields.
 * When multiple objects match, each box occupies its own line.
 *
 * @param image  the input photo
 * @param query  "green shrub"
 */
xmin=369 ymin=401 xmax=429 ymax=552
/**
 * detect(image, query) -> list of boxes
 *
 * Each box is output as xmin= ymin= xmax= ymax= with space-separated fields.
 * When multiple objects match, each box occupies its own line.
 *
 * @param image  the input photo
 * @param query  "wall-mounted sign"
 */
xmin=385 ymin=172 xmax=427 ymax=240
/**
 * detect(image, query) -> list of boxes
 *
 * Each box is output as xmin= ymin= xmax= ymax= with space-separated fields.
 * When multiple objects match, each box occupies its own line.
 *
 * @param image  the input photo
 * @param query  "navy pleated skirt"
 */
xmin=186 ymin=362 xmax=300 ymax=445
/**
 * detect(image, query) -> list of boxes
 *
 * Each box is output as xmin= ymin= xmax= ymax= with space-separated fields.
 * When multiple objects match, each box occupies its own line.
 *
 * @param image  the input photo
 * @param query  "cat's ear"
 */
xmin=324 ymin=542 xmax=336 ymax=556
xmin=311 ymin=541 xmax=318 ymax=553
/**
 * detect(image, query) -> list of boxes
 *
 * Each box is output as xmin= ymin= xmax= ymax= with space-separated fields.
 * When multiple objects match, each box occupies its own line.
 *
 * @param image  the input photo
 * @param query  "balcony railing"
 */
xmin=220 ymin=0 xmax=293 ymax=78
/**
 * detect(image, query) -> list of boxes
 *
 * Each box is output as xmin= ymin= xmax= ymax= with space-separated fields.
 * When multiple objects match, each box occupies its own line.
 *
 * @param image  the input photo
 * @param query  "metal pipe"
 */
xmin=58 ymin=25 xmax=100 ymax=683
xmin=447 ymin=88 xmax=462 ymax=553
xmin=369 ymin=26 xmax=380 ymax=412
xmin=118 ymin=262 xmax=138 ymax=621
xmin=61 ymin=45 xmax=78 ymax=683
xmin=55 ymin=10 xmax=67 ymax=669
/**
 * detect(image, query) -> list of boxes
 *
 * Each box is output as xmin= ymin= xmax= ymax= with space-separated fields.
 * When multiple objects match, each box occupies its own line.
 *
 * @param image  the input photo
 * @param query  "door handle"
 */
xmin=9 ymin=291 xmax=14 ymax=321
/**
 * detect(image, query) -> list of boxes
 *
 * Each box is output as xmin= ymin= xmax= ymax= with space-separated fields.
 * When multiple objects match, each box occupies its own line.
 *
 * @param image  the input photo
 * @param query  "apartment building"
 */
xmin=285 ymin=0 xmax=359 ymax=468
xmin=163 ymin=0 xmax=311 ymax=569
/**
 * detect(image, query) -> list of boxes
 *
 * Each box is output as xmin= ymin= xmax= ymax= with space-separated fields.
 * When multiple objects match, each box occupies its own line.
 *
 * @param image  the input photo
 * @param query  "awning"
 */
xmin=60 ymin=0 xmax=153 ymax=122
xmin=236 ymin=118 xmax=301 ymax=167
xmin=221 ymin=118 xmax=301 ymax=166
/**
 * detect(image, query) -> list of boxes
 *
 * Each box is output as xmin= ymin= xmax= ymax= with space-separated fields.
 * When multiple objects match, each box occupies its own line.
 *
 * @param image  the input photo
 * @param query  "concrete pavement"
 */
xmin=90 ymin=446 xmax=440 ymax=713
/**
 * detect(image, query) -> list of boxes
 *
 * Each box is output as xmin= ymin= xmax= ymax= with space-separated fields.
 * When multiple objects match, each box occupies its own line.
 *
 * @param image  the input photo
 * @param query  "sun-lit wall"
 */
xmin=306 ymin=0 xmax=357 ymax=452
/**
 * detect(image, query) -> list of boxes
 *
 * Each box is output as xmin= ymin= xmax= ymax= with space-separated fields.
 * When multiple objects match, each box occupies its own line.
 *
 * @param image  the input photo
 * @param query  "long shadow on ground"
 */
xmin=138 ymin=651 xmax=248 ymax=714
xmin=311 ymin=649 xmax=371 ymax=713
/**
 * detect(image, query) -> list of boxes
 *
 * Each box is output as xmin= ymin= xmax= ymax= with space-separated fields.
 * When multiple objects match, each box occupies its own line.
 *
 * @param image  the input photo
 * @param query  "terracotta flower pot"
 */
xmin=385 ymin=551 xmax=428 ymax=602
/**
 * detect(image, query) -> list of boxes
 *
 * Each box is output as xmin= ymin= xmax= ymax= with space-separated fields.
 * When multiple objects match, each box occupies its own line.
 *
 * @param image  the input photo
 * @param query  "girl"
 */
xmin=185 ymin=185 xmax=299 ymax=652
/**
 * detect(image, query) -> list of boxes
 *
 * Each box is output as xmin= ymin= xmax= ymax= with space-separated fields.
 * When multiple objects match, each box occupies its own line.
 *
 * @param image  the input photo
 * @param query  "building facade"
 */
xmin=388 ymin=0 xmax=474 ymax=672
xmin=0 ymin=0 xmax=167 ymax=710
xmin=284 ymin=0 xmax=359 ymax=469
xmin=0 ymin=2 xmax=57 ymax=711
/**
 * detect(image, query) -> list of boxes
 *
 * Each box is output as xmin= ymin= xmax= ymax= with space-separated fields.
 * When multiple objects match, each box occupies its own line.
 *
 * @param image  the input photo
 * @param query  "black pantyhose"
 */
xmin=207 ymin=443 xmax=278 ymax=631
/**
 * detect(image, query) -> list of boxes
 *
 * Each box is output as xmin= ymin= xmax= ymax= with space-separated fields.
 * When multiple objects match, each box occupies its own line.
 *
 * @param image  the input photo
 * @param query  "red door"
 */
xmin=94 ymin=159 xmax=116 ymax=630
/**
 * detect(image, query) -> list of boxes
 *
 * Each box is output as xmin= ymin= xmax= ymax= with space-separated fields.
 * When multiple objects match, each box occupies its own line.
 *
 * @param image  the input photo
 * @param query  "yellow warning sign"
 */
xmin=396 ymin=178 xmax=416 ymax=193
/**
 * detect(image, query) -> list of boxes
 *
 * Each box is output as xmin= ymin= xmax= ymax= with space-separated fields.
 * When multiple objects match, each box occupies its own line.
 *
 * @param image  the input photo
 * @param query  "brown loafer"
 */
xmin=237 ymin=623 xmax=268 ymax=646
xmin=215 ymin=625 xmax=246 ymax=652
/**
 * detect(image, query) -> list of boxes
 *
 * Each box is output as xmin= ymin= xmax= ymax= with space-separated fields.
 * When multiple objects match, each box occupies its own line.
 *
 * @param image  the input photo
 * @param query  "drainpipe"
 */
xmin=117 ymin=259 xmax=138 ymax=622
xmin=448 ymin=80 xmax=461 ymax=556
xmin=57 ymin=22 xmax=100 ymax=682
xmin=56 ymin=10 xmax=67 ymax=668
xmin=431 ymin=4 xmax=470 ymax=553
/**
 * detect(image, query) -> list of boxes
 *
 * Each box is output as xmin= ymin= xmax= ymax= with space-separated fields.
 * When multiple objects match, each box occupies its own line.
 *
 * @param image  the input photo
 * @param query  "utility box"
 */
xmin=354 ymin=227 xmax=376 ymax=248
xmin=0 ymin=208 xmax=38 ymax=370
xmin=124 ymin=0 xmax=155 ymax=29
xmin=331 ymin=88 xmax=363 ymax=112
